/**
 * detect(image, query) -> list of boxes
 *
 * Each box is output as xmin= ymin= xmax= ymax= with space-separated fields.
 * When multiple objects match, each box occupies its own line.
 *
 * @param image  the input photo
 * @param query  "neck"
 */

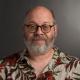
xmin=27 ymin=48 xmax=54 ymax=76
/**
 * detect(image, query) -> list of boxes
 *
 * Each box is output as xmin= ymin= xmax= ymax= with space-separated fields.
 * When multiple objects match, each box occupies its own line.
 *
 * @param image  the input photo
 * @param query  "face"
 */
xmin=23 ymin=7 xmax=57 ymax=55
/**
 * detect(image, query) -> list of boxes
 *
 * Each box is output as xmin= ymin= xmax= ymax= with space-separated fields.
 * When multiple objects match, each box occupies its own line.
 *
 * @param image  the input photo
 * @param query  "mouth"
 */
xmin=32 ymin=39 xmax=45 ymax=44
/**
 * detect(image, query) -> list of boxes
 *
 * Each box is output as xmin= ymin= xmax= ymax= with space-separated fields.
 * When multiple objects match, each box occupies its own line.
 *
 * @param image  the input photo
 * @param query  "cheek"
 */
xmin=46 ymin=31 xmax=54 ymax=40
xmin=24 ymin=31 xmax=33 ymax=41
xmin=45 ymin=30 xmax=56 ymax=43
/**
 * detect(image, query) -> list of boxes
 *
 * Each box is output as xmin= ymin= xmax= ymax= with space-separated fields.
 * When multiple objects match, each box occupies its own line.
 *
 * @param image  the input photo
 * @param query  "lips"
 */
xmin=32 ymin=35 xmax=46 ymax=42
xmin=32 ymin=36 xmax=46 ymax=40
xmin=32 ymin=38 xmax=45 ymax=44
xmin=32 ymin=39 xmax=45 ymax=42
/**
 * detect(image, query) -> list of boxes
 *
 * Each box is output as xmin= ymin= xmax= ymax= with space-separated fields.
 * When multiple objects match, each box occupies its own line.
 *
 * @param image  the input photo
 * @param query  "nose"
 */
xmin=35 ymin=26 xmax=43 ymax=34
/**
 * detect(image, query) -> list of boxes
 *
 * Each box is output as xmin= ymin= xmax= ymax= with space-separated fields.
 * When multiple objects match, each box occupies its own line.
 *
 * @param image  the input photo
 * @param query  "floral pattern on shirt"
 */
xmin=0 ymin=48 xmax=80 ymax=80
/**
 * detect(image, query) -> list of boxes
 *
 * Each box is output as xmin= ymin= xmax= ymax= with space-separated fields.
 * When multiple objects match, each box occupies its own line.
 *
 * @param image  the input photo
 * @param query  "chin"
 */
xmin=28 ymin=44 xmax=47 ymax=55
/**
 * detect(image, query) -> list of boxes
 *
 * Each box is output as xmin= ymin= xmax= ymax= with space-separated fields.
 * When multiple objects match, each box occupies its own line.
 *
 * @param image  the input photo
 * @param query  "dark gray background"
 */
xmin=0 ymin=0 xmax=80 ymax=58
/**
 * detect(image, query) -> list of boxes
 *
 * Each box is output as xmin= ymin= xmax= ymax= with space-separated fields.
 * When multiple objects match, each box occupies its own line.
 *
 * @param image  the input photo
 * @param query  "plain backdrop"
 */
xmin=0 ymin=0 xmax=80 ymax=58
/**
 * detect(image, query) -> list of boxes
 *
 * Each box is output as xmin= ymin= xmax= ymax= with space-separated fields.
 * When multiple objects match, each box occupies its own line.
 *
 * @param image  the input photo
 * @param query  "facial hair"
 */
xmin=24 ymin=34 xmax=55 ymax=56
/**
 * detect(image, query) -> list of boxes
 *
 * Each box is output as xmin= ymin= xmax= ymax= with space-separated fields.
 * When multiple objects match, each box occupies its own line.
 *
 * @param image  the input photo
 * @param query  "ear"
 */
xmin=54 ymin=24 xmax=58 ymax=38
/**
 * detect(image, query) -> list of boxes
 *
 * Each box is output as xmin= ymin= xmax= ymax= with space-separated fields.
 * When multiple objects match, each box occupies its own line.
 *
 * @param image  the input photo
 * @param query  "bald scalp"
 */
xmin=25 ymin=6 xmax=55 ymax=20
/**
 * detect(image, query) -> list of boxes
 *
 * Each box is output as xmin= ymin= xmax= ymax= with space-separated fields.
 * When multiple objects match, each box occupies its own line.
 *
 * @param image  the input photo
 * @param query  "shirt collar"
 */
xmin=17 ymin=48 xmax=60 ymax=71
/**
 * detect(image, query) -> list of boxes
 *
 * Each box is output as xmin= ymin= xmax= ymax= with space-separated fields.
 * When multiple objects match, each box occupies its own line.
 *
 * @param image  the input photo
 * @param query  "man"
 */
xmin=0 ymin=6 xmax=80 ymax=80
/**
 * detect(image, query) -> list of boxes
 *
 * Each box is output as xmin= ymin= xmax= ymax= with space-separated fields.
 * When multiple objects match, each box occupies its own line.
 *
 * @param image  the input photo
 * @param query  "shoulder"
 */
xmin=57 ymin=49 xmax=80 ymax=79
xmin=0 ymin=50 xmax=22 ymax=67
xmin=58 ymin=50 xmax=80 ymax=79
xmin=58 ymin=50 xmax=80 ymax=69
xmin=65 ymin=54 xmax=80 ymax=72
xmin=0 ymin=50 xmax=23 ymax=80
xmin=64 ymin=54 xmax=80 ymax=79
xmin=56 ymin=49 xmax=80 ymax=66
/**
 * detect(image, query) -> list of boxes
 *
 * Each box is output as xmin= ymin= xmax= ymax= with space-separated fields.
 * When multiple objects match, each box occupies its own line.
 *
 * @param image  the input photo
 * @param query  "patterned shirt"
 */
xmin=0 ymin=48 xmax=80 ymax=80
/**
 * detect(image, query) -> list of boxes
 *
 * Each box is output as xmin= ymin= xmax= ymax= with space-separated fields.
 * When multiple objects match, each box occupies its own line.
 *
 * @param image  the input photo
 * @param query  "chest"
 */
xmin=5 ymin=64 xmax=68 ymax=80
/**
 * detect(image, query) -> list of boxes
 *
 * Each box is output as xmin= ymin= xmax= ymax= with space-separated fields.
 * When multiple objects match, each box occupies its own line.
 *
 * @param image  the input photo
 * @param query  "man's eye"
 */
xmin=42 ymin=25 xmax=49 ymax=29
xmin=26 ymin=24 xmax=35 ymax=27
xmin=30 ymin=25 xmax=36 ymax=28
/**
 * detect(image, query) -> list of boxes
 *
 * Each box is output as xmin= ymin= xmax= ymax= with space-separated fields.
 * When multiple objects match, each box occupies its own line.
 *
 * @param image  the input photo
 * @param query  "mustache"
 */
xmin=32 ymin=35 xmax=47 ymax=40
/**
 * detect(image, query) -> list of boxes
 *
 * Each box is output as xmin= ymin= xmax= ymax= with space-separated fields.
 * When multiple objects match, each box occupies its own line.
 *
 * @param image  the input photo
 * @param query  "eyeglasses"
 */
xmin=24 ymin=23 xmax=56 ymax=33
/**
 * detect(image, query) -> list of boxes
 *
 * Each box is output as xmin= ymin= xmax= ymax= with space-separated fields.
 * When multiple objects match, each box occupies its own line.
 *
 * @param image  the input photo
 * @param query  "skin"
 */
xmin=23 ymin=6 xmax=58 ymax=76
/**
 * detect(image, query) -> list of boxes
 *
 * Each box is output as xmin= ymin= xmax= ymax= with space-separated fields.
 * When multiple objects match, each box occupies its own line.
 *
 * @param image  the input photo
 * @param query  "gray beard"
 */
xmin=24 ymin=38 xmax=54 ymax=56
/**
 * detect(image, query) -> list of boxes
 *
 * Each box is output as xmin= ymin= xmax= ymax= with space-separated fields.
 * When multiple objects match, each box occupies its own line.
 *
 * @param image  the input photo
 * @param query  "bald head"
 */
xmin=25 ymin=6 xmax=55 ymax=19
xmin=24 ymin=6 xmax=56 ymax=25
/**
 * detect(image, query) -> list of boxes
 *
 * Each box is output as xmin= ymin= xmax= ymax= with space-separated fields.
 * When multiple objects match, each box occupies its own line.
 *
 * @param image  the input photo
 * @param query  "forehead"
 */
xmin=24 ymin=7 xmax=55 ymax=24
